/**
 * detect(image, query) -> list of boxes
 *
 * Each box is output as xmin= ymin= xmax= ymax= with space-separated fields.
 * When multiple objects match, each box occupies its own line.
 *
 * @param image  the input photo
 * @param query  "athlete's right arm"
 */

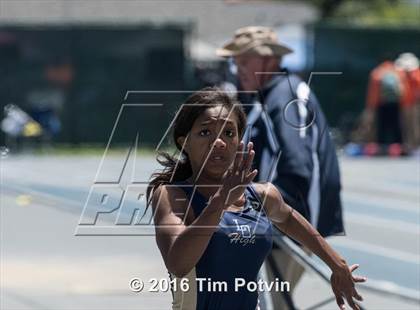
xmin=151 ymin=184 xmax=226 ymax=278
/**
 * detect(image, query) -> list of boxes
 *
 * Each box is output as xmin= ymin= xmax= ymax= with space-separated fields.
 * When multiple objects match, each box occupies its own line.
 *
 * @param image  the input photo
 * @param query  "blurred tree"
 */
xmin=332 ymin=0 xmax=420 ymax=25
xmin=274 ymin=0 xmax=419 ymax=24
xmin=308 ymin=0 xmax=347 ymax=18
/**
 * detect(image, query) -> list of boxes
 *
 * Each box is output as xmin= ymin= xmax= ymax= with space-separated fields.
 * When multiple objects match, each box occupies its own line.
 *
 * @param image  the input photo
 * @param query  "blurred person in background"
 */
xmin=26 ymin=57 xmax=74 ymax=144
xmin=217 ymin=26 xmax=344 ymax=309
xmin=365 ymin=58 xmax=403 ymax=147
xmin=395 ymin=53 xmax=420 ymax=152
xmin=364 ymin=53 xmax=420 ymax=154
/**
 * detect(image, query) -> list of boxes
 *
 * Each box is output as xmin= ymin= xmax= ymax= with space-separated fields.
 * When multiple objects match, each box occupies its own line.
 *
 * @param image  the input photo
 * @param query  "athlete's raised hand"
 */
xmin=331 ymin=263 xmax=367 ymax=310
xmin=217 ymin=141 xmax=258 ymax=207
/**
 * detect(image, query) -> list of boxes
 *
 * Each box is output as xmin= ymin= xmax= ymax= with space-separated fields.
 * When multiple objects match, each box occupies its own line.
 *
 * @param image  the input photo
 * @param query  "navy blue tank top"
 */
xmin=172 ymin=181 xmax=273 ymax=310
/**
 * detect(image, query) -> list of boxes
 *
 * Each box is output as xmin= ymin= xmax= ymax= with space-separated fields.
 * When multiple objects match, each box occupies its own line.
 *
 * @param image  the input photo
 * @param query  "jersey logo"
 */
xmin=228 ymin=219 xmax=255 ymax=246
xmin=234 ymin=219 xmax=252 ymax=237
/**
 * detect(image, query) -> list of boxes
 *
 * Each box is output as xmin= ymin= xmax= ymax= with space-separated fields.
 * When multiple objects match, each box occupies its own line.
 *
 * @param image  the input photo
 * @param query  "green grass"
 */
xmin=28 ymin=143 xmax=174 ymax=157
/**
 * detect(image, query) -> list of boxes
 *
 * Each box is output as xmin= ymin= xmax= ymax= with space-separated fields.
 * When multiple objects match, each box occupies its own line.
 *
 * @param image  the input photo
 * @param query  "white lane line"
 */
xmin=329 ymin=238 xmax=420 ymax=265
xmin=358 ymin=278 xmax=420 ymax=302
xmin=343 ymin=193 xmax=419 ymax=213
xmin=345 ymin=213 xmax=420 ymax=234
xmin=344 ymin=183 xmax=419 ymax=203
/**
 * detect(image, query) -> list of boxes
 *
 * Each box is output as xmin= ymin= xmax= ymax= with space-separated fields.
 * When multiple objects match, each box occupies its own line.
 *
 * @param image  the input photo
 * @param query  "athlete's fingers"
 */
xmin=233 ymin=141 xmax=244 ymax=173
xmin=238 ymin=142 xmax=248 ymax=181
xmin=332 ymin=286 xmax=345 ymax=310
xmin=352 ymin=275 xmax=367 ymax=283
xmin=352 ymin=288 xmax=363 ymax=301
xmin=336 ymin=298 xmax=346 ymax=310
xmin=241 ymin=142 xmax=254 ymax=174
xmin=243 ymin=151 xmax=255 ymax=183
xmin=222 ymin=167 xmax=232 ymax=182
xmin=245 ymin=169 xmax=258 ymax=184
xmin=237 ymin=142 xmax=248 ymax=175
xmin=242 ymin=150 xmax=255 ymax=181
xmin=349 ymin=264 xmax=359 ymax=272
xmin=344 ymin=291 xmax=359 ymax=310
xmin=236 ymin=141 xmax=245 ymax=170
xmin=349 ymin=264 xmax=367 ymax=283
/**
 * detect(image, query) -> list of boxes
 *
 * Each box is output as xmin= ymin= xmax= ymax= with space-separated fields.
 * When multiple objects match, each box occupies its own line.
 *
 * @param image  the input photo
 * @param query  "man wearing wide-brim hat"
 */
xmin=217 ymin=26 xmax=345 ymax=309
xmin=217 ymin=26 xmax=293 ymax=94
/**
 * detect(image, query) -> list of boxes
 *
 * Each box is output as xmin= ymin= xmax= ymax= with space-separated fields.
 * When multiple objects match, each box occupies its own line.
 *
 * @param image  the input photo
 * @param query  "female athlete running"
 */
xmin=147 ymin=87 xmax=366 ymax=310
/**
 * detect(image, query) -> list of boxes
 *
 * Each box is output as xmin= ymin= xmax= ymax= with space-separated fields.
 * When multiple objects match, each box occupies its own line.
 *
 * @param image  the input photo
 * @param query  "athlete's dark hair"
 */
xmin=146 ymin=87 xmax=246 ymax=205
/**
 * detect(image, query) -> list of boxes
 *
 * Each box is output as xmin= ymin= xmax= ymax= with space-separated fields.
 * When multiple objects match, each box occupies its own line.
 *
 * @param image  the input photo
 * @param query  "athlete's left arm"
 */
xmin=256 ymin=182 xmax=367 ymax=310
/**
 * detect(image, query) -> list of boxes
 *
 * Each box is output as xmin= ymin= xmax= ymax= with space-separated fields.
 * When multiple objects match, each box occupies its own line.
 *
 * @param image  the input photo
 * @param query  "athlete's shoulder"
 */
xmin=251 ymin=182 xmax=284 ymax=205
xmin=250 ymin=182 xmax=281 ymax=201
xmin=250 ymin=181 xmax=270 ymax=195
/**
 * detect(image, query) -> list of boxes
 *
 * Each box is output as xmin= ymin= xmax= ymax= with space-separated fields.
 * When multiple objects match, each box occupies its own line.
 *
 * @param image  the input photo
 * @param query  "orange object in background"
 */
xmin=403 ymin=68 xmax=420 ymax=104
xmin=395 ymin=53 xmax=420 ymax=106
xmin=366 ymin=61 xmax=411 ymax=109
xmin=364 ymin=54 xmax=420 ymax=149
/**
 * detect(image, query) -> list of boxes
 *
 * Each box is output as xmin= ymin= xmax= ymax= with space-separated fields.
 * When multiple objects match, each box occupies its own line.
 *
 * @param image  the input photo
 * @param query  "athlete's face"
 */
xmin=178 ymin=105 xmax=241 ymax=180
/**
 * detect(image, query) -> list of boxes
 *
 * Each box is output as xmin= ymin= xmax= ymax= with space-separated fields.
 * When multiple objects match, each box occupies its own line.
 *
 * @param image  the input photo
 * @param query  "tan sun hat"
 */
xmin=216 ymin=26 xmax=293 ymax=58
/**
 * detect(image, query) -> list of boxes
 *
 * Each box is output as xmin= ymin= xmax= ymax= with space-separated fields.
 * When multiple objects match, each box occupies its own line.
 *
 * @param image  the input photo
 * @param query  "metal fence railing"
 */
xmin=263 ymin=226 xmax=419 ymax=310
